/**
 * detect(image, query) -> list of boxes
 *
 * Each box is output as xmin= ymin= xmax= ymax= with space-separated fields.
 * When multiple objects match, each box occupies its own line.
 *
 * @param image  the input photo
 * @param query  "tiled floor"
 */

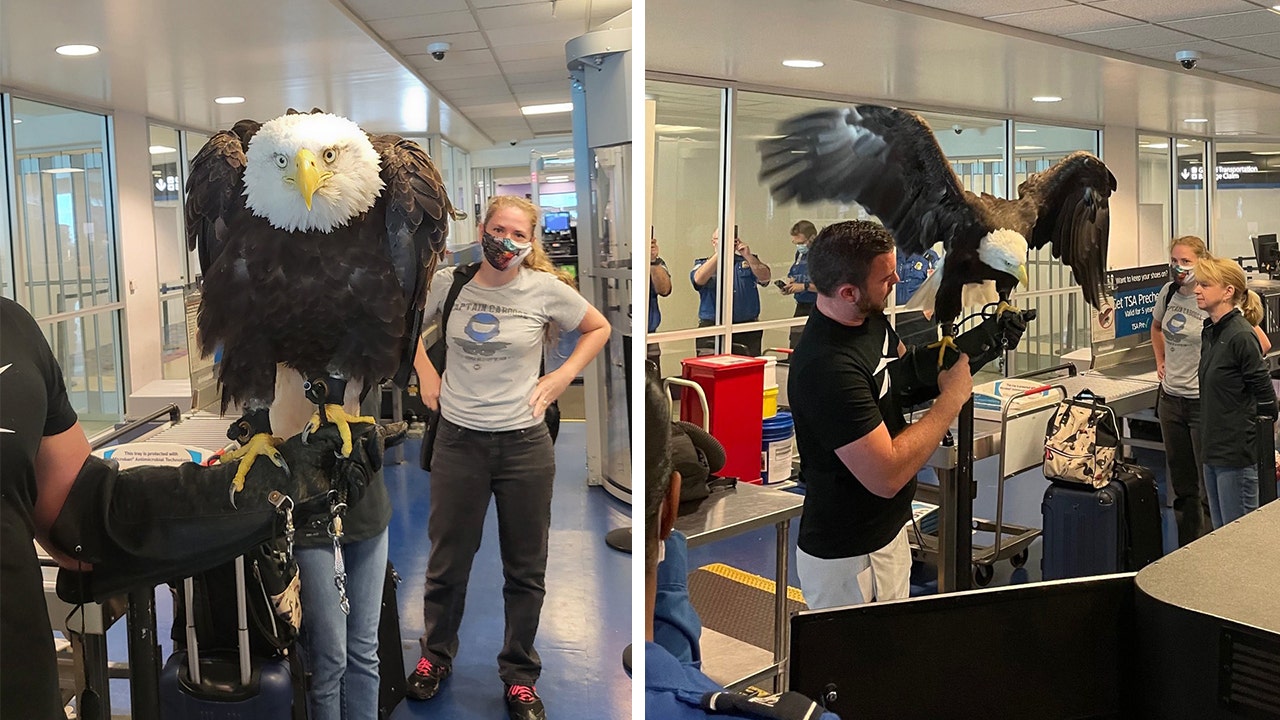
xmin=100 ymin=423 xmax=633 ymax=720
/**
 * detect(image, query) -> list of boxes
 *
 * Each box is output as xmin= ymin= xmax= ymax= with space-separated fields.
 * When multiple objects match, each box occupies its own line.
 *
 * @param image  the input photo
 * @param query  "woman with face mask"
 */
xmin=408 ymin=196 xmax=609 ymax=720
xmin=1150 ymin=236 xmax=1212 ymax=548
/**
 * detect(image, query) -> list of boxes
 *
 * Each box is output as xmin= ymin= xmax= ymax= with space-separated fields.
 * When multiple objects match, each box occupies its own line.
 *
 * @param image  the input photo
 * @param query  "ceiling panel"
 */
xmin=1223 ymin=66 xmax=1280 ymax=83
xmin=905 ymin=0 xmax=1071 ymax=14
xmin=484 ymin=22 xmax=582 ymax=47
xmin=470 ymin=0 xmax=549 ymax=7
xmin=476 ymin=0 xmax=588 ymax=28
xmin=1163 ymin=10 xmax=1280 ymax=39
xmin=343 ymin=0 xmax=469 ymax=21
xmin=1197 ymin=53 xmax=1280 ymax=72
xmin=1225 ymin=32 xmax=1280 ymax=55
xmin=367 ymin=11 xmax=479 ymax=40
xmin=492 ymin=41 xmax=571 ymax=63
xmin=411 ymin=57 xmax=503 ymax=79
xmin=1124 ymin=38 xmax=1263 ymax=62
xmin=395 ymin=32 xmax=489 ymax=55
xmin=1085 ymin=0 xmax=1260 ymax=24
xmin=987 ymin=4 xmax=1143 ymax=34
xmin=1064 ymin=24 xmax=1194 ymax=49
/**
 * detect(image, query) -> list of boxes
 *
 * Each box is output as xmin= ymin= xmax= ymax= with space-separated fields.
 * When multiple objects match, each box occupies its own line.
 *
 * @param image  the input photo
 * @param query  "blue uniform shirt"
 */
xmin=787 ymin=248 xmax=817 ymax=304
xmin=691 ymin=256 xmax=764 ymax=323
xmin=649 ymin=259 xmax=668 ymax=333
xmin=896 ymin=249 xmax=940 ymax=305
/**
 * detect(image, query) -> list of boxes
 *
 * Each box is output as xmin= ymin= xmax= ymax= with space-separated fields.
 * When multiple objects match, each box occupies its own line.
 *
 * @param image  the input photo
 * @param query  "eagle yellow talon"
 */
xmin=995 ymin=300 xmax=1020 ymax=317
xmin=308 ymin=404 xmax=377 ymax=456
xmin=218 ymin=432 xmax=285 ymax=500
xmin=927 ymin=335 xmax=960 ymax=368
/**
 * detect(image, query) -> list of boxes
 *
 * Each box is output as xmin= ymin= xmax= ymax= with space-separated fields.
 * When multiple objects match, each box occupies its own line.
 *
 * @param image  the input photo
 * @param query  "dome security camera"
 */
xmin=509 ymin=139 xmax=518 ymax=146
xmin=1176 ymin=50 xmax=1201 ymax=70
xmin=952 ymin=124 xmax=963 ymax=135
xmin=428 ymin=42 xmax=450 ymax=61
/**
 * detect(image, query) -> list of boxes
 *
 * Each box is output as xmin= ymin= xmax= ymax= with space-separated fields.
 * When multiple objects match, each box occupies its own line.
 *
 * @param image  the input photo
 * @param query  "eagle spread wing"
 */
xmin=1017 ymin=151 xmax=1116 ymax=310
xmin=368 ymin=134 xmax=456 ymax=386
xmin=758 ymin=105 xmax=984 ymax=255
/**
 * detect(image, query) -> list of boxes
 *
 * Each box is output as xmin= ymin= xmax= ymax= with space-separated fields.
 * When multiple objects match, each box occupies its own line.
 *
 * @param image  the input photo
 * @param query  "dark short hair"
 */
xmin=790 ymin=220 xmax=817 ymax=240
xmin=808 ymin=220 xmax=895 ymax=295
xmin=645 ymin=373 xmax=674 ymax=569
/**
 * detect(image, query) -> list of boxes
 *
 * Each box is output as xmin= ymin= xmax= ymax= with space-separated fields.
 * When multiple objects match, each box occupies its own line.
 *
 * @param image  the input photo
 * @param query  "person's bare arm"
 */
xmin=692 ymin=255 xmax=718 ymax=288
xmin=651 ymin=263 xmax=672 ymax=296
xmin=741 ymin=249 xmax=771 ymax=283
xmin=32 ymin=422 xmax=93 ymax=568
xmin=414 ymin=336 xmax=442 ymax=411
xmin=1151 ymin=321 xmax=1166 ymax=381
xmin=834 ymin=355 xmax=971 ymax=498
xmin=529 ymin=306 xmax=611 ymax=416
xmin=1254 ymin=325 xmax=1271 ymax=354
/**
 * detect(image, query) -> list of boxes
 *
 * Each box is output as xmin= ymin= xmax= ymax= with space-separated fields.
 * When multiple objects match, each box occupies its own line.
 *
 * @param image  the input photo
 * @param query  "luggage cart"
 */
xmin=909 ymin=381 xmax=1065 ymax=587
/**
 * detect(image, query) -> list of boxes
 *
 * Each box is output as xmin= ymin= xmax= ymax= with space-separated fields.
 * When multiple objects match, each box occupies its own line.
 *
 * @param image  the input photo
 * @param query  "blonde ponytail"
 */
xmin=1243 ymin=289 xmax=1264 ymax=326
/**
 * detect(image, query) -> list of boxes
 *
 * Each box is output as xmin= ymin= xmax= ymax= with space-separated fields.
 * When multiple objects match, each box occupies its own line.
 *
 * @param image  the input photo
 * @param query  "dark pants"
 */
xmin=790 ymin=302 xmax=815 ymax=349
xmin=696 ymin=318 xmax=762 ymax=357
xmin=420 ymin=418 xmax=556 ymax=684
xmin=1157 ymin=389 xmax=1209 ymax=547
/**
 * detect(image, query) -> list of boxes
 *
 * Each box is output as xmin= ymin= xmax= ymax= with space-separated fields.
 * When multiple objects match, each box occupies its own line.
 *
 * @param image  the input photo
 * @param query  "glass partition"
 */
xmin=1175 ymin=138 xmax=1208 ymax=243
xmin=1211 ymin=141 xmax=1280 ymax=261
xmin=8 ymin=97 xmax=122 ymax=430
xmin=1138 ymin=135 xmax=1173 ymax=266
xmin=150 ymin=124 xmax=188 ymax=379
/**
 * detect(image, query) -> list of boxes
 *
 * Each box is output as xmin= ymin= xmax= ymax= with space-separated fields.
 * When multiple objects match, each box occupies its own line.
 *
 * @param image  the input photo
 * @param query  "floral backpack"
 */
xmin=1043 ymin=389 xmax=1120 ymax=488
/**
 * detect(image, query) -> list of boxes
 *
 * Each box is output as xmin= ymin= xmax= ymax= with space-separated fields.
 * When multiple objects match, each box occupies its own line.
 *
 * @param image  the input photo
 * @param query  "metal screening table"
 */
xmin=675 ymin=482 xmax=805 ymax=692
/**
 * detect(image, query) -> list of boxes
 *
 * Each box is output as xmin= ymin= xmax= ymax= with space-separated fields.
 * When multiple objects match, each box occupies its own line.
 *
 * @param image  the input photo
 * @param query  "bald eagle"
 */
xmin=759 ymin=105 xmax=1115 ymax=364
xmin=187 ymin=109 xmax=461 ymax=497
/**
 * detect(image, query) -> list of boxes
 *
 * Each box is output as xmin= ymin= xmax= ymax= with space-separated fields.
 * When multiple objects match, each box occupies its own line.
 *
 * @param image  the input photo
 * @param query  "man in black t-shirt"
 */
xmin=788 ymin=222 xmax=974 ymax=609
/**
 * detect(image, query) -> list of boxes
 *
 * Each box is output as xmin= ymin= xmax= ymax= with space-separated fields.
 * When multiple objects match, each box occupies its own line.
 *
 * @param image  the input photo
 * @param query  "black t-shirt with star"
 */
xmin=789 ymin=308 xmax=914 ymax=559
xmin=1 ymin=297 xmax=79 ymax=718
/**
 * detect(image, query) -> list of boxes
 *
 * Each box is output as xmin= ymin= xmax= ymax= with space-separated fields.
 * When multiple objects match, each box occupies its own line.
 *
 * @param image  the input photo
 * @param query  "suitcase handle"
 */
xmin=183 ymin=556 xmax=253 ymax=687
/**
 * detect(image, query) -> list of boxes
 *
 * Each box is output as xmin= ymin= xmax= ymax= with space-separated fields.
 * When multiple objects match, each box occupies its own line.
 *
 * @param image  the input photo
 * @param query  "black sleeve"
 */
xmin=805 ymin=357 xmax=884 ymax=451
xmin=891 ymin=346 xmax=943 ymax=408
xmin=1235 ymin=332 xmax=1277 ymax=417
xmin=10 ymin=301 xmax=78 ymax=436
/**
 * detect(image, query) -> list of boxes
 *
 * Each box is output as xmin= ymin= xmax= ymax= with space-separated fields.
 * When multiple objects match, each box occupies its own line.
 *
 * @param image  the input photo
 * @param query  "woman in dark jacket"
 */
xmin=1193 ymin=256 xmax=1277 ymax=528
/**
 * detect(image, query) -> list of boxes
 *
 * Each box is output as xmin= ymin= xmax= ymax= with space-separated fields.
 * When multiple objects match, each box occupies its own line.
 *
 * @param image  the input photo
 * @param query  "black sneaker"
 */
xmin=406 ymin=656 xmax=450 ymax=700
xmin=504 ymin=684 xmax=546 ymax=720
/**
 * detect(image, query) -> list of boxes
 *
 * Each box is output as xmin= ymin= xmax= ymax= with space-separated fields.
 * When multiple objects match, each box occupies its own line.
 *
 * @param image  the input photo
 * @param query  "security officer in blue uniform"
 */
xmin=782 ymin=220 xmax=819 ymax=348
xmin=650 ymin=235 xmax=672 ymax=364
xmin=894 ymin=247 xmax=941 ymax=347
xmin=692 ymin=229 xmax=771 ymax=357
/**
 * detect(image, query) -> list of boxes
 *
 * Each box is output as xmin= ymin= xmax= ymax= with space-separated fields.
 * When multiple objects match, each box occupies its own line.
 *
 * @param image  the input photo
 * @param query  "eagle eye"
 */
xmin=273 ymin=154 xmax=288 ymax=169
xmin=323 ymin=148 xmax=338 ymax=163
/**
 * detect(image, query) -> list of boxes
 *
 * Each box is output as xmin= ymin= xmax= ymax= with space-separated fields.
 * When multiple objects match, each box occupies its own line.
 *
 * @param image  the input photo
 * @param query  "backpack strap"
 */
xmin=1160 ymin=281 xmax=1180 ymax=321
xmin=433 ymin=262 xmax=481 ymax=375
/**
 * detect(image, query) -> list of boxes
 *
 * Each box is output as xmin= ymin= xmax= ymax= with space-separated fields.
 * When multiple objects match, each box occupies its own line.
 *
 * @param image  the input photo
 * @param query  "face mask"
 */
xmin=796 ymin=244 xmax=810 ymax=255
xmin=1170 ymin=263 xmax=1196 ymax=286
xmin=482 ymin=232 xmax=533 ymax=271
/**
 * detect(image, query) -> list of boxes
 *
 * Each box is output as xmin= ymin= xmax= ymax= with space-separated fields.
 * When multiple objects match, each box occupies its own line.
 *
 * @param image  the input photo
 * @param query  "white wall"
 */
xmin=113 ymin=110 xmax=162 ymax=397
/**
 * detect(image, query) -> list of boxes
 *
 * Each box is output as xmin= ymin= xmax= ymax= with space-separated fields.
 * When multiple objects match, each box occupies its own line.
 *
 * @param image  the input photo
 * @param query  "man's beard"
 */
xmin=856 ymin=287 xmax=887 ymax=316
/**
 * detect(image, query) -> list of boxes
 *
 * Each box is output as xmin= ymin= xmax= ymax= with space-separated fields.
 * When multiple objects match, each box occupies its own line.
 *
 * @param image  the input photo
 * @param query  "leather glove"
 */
xmin=955 ymin=309 xmax=1033 ymax=372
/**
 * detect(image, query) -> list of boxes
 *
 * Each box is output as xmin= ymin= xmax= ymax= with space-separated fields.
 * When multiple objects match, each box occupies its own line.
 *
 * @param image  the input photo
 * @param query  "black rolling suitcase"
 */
xmin=160 ymin=557 xmax=295 ymax=719
xmin=378 ymin=561 xmax=406 ymax=720
xmin=1041 ymin=462 xmax=1162 ymax=580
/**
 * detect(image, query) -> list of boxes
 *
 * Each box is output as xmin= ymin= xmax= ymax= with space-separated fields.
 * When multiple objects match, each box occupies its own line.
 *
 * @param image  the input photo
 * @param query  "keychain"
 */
xmin=328 ymin=493 xmax=351 ymax=615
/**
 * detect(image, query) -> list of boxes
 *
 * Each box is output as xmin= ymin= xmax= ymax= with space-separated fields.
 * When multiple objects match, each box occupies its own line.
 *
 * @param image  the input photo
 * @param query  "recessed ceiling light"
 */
xmin=1184 ymin=118 xmax=1209 ymax=124
xmin=149 ymin=145 xmax=177 ymax=154
xmin=521 ymin=103 xmax=573 ymax=116
xmin=41 ymin=168 xmax=84 ymax=174
xmin=1143 ymin=142 xmax=1169 ymax=149
xmin=214 ymin=96 xmax=245 ymax=105
xmin=1016 ymin=128 xmax=1037 ymax=133
xmin=56 ymin=44 xmax=99 ymax=56
xmin=544 ymin=175 xmax=570 ymax=183
xmin=12 ymin=119 xmax=22 ymax=124
xmin=782 ymin=59 xmax=824 ymax=69
xmin=1032 ymin=96 xmax=1062 ymax=103
xmin=1015 ymin=145 xmax=1046 ymax=151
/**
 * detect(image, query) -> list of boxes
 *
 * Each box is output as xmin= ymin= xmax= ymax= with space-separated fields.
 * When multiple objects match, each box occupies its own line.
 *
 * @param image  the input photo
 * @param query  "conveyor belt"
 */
xmin=1060 ymin=373 xmax=1158 ymax=418
xmin=133 ymin=411 xmax=236 ymax=452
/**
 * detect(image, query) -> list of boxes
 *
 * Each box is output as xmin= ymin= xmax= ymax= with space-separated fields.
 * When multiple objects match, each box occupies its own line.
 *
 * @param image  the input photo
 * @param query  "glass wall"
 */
xmin=646 ymin=81 xmax=724 ymax=376
xmin=7 ymin=97 xmax=122 ymax=430
xmin=1175 ymin=138 xmax=1208 ymax=242
xmin=1138 ymin=135 xmax=1173 ymax=266
xmin=150 ymin=124 xmax=188 ymax=379
xmin=1211 ymin=141 xmax=1280 ymax=261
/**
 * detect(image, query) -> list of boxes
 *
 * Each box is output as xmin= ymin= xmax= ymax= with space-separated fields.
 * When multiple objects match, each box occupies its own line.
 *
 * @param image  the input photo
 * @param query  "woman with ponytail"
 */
xmin=1193 ymin=255 xmax=1276 ymax=528
xmin=407 ymin=196 xmax=609 ymax=720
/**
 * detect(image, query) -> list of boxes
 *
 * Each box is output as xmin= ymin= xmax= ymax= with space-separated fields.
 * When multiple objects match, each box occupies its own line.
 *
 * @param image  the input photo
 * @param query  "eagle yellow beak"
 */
xmin=294 ymin=149 xmax=322 ymax=211
xmin=1018 ymin=265 xmax=1029 ymax=288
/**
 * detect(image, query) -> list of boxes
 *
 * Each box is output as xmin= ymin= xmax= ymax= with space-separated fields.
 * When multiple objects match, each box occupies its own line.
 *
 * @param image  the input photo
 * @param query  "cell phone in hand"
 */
xmin=774 ymin=280 xmax=788 ymax=290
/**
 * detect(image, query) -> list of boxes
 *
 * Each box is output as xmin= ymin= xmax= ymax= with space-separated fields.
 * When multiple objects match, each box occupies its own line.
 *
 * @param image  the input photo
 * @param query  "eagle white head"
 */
xmin=978 ymin=228 xmax=1030 ymax=288
xmin=242 ymin=112 xmax=383 ymax=233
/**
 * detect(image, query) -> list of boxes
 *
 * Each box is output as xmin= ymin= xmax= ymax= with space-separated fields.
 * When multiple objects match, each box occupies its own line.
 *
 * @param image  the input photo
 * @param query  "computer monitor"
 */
xmin=1253 ymin=233 xmax=1279 ymax=272
xmin=544 ymin=211 xmax=571 ymax=233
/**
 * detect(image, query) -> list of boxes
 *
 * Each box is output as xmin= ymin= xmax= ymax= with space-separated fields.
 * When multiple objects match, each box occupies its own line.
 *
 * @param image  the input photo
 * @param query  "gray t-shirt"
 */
xmin=424 ymin=266 xmax=589 ymax=432
xmin=1153 ymin=282 xmax=1208 ymax=398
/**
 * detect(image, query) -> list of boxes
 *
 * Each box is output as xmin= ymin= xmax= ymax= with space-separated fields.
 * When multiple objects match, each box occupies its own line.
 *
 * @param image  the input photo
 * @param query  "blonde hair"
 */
xmin=1170 ymin=235 xmax=1208 ymax=259
xmin=482 ymin=196 xmax=576 ymax=289
xmin=1195 ymin=256 xmax=1262 ymax=324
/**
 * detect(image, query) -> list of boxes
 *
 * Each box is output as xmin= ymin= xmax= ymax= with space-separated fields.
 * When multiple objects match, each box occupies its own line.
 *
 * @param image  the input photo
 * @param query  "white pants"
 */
xmin=796 ymin=526 xmax=912 ymax=610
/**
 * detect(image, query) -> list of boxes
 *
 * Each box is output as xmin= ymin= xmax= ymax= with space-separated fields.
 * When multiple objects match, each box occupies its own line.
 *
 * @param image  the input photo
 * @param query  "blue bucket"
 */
xmin=761 ymin=411 xmax=795 ymax=484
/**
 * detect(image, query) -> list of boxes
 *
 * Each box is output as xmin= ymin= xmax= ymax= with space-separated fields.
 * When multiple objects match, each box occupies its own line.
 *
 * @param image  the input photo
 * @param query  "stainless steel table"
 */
xmin=675 ymin=482 xmax=805 ymax=692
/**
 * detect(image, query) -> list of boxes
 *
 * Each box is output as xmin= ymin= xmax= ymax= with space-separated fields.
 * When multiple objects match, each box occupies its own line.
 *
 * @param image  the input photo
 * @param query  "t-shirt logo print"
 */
xmin=872 ymin=333 xmax=895 ymax=400
xmin=459 ymin=312 xmax=511 ymax=356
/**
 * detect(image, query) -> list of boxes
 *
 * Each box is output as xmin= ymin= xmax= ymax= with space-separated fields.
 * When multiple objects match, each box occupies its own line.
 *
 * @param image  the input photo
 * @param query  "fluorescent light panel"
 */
xmin=521 ymin=103 xmax=573 ymax=116
xmin=1032 ymin=96 xmax=1062 ymax=103
xmin=782 ymin=59 xmax=824 ymax=68
xmin=149 ymin=145 xmax=176 ymax=154
xmin=56 ymin=44 xmax=99 ymax=56
xmin=1184 ymin=118 xmax=1209 ymax=123
xmin=214 ymin=96 xmax=245 ymax=105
